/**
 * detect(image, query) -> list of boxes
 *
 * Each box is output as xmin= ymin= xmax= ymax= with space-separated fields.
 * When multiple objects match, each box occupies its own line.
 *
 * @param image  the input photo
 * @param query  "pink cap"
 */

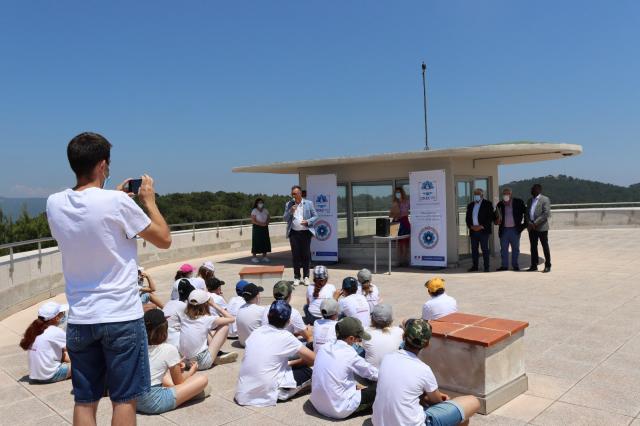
xmin=179 ymin=264 xmax=194 ymax=273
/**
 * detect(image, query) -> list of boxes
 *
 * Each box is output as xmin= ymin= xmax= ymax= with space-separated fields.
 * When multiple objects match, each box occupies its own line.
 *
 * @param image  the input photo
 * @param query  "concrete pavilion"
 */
xmin=233 ymin=142 xmax=582 ymax=266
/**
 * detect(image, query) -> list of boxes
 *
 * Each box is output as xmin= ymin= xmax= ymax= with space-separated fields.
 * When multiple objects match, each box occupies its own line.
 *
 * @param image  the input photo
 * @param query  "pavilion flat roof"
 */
xmin=232 ymin=141 xmax=582 ymax=174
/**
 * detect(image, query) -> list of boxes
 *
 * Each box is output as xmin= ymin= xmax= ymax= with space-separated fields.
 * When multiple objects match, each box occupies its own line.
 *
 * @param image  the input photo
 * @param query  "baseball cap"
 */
xmin=235 ymin=280 xmax=250 ymax=296
xmin=177 ymin=278 xmax=195 ymax=302
xmin=144 ymin=309 xmax=167 ymax=329
xmin=320 ymin=298 xmax=340 ymax=318
xmin=205 ymin=277 xmax=225 ymax=292
xmin=426 ymin=277 xmax=445 ymax=293
xmin=241 ymin=283 xmax=264 ymax=301
xmin=202 ymin=261 xmax=215 ymax=273
xmin=404 ymin=319 xmax=432 ymax=348
xmin=273 ymin=280 xmax=294 ymax=300
xmin=38 ymin=302 xmax=69 ymax=321
xmin=357 ymin=268 xmax=372 ymax=284
xmin=336 ymin=317 xmax=371 ymax=341
xmin=179 ymin=263 xmax=194 ymax=273
xmin=267 ymin=300 xmax=292 ymax=324
xmin=342 ymin=276 xmax=359 ymax=292
xmin=371 ymin=304 xmax=393 ymax=325
xmin=313 ymin=265 xmax=328 ymax=280
xmin=188 ymin=289 xmax=210 ymax=305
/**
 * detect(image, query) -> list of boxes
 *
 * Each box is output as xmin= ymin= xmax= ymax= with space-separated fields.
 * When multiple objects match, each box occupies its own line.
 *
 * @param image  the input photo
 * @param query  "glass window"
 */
xmin=337 ymin=184 xmax=348 ymax=239
xmin=352 ymin=182 xmax=393 ymax=239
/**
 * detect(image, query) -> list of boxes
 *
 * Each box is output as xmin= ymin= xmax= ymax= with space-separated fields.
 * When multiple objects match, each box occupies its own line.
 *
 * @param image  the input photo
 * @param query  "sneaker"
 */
xmin=214 ymin=351 xmax=238 ymax=365
xmin=277 ymin=379 xmax=312 ymax=401
xmin=251 ymin=257 xmax=260 ymax=263
xmin=261 ymin=256 xmax=270 ymax=263
xmin=303 ymin=277 xmax=311 ymax=286
xmin=293 ymin=278 xmax=301 ymax=286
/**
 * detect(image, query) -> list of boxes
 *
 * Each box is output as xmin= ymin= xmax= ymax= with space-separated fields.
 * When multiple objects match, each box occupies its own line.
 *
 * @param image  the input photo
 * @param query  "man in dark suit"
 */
xmin=495 ymin=187 xmax=527 ymax=271
xmin=526 ymin=183 xmax=552 ymax=273
xmin=465 ymin=188 xmax=495 ymax=272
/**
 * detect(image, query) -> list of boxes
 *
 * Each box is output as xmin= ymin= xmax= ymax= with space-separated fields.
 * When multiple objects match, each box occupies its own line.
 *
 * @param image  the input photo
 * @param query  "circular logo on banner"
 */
xmin=315 ymin=220 xmax=332 ymax=241
xmin=418 ymin=226 xmax=439 ymax=249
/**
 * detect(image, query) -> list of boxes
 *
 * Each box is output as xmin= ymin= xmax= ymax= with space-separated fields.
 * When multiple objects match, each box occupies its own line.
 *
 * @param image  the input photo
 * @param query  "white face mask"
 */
xmin=474 ymin=194 xmax=482 ymax=202
xmin=395 ymin=192 xmax=401 ymax=199
xmin=257 ymin=203 xmax=264 ymax=209
xmin=503 ymin=195 xmax=511 ymax=202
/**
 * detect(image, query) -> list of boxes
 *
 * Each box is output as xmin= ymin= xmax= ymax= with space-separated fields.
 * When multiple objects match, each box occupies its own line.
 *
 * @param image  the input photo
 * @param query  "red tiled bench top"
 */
xmin=431 ymin=312 xmax=529 ymax=348
xmin=238 ymin=265 xmax=285 ymax=276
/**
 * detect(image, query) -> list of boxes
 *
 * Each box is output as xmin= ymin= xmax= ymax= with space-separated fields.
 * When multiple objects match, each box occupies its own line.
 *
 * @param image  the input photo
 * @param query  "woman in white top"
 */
xmin=136 ymin=309 xmax=209 ymax=414
xmin=304 ymin=265 xmax=337 ymax=325
xmin=357 ymin=268 xmax=382 ymax=311
xmin=20 ymin=302 xmax=71 ymax=383
xmin=251 ymin=198 xmax=272 ymax=263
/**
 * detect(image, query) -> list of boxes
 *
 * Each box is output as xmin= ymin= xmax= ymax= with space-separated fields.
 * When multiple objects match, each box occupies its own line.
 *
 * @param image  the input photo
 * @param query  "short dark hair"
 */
xmin=253 ymin=198 xmax=264 ymax=209
xmin=532 ymin=183 xmax=542 ymax=191
xmin=67 ymin=132 xmax=112 ymax=179
xmin=291 ymin=185 xmax=302 ymax=193
xmin=268 ymin=314 xmax=288 ymax=329
xmin=146 ymin=321 xmax=168 ymax=345
xmin=429 ymin=288 xmax=445 ymax=297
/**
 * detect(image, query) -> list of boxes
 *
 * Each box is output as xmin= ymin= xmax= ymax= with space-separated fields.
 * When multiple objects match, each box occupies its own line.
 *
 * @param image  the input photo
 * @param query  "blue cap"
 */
xmin=342 ymin=276 xmax=359 ymax=293
xmin=268 ymin=300 xmax=292 ymax=325
xmin=235 ymin=280 xmax=250 ymax=296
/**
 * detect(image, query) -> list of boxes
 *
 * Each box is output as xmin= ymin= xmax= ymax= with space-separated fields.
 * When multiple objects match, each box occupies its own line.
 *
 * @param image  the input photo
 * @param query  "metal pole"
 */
xmin=422 ymin=62 xmax=429 ymax=150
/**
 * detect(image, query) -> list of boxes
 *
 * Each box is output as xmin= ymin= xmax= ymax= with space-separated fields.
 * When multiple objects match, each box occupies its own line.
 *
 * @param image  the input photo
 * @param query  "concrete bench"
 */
xmin=238 ymin=265 xmax=285 ymax=304
xmin=419 ymin=312 xmax=529 ymax=414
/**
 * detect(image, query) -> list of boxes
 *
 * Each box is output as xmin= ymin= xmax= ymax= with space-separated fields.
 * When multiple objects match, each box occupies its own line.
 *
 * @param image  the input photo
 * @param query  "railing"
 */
xmin=550 ymin=201 xmax=640 ymax=209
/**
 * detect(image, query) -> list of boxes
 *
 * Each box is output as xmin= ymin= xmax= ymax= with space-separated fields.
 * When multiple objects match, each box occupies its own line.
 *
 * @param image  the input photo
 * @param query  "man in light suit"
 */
xmin=526 ymin=183 xmax=552 ymax=273
xmin=284 ymin=185 xmax=318 ymax=286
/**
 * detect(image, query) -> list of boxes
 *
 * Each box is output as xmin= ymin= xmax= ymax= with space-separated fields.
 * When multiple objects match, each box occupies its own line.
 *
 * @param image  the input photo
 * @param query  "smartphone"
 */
xmin=125 ymin=178 xmax=143 ymax=194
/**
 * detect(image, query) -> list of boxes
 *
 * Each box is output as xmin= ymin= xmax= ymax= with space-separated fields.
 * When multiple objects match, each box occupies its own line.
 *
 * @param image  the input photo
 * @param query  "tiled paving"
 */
xmin=1 ymin=227 xmax=639 ymax=425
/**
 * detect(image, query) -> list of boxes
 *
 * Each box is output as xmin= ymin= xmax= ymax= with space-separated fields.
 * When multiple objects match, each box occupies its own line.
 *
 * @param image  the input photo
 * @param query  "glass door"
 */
xmin=455 ymin=177 xmax=490 ymax=258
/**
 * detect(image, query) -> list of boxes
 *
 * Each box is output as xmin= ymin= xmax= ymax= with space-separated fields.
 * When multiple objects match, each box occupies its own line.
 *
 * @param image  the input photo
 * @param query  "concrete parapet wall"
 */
xmin=550 ymin=207 xmax=640 ymax=228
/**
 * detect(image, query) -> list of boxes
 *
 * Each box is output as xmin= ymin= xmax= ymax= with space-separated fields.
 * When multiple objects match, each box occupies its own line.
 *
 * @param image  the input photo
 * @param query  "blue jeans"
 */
xmin=66 ymin=318 xmax=150 ymax=403
xmin=425 ymin=401 xmax=465 ymax=426
xmin=500 ymin=227 xmax=521 ymax=268
xmin=29 ymin=362 xmax=70 ymax=384
xmin=136 ymin=385 xmax=177 ymax=414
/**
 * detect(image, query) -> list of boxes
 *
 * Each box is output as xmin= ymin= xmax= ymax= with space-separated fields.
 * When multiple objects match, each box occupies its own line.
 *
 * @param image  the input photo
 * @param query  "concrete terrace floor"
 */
xmin=1 ymin=227 xmax=640 ymax=425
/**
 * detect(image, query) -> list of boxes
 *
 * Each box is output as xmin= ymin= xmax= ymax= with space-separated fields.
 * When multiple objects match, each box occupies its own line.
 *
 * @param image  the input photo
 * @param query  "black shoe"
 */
xmin=512 ymin=266 xmax=520 ymax=271
xmin=543 ymin=266 xmax=551 ymax=273
xmin=527 ymin=266 xmax=538 ymax=272
xmin=468 ymin=267 xmax=478 ymax=272
xmin=497 ymin=266 xmax=509 ymax=271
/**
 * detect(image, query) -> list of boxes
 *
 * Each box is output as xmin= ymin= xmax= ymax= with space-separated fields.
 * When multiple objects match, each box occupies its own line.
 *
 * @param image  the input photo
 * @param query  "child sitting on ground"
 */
xmin=20 ymin=302 xmax=71 ymax=384
xmin=206 ymin=277 xmax=228 ymax=310
xmin=235 ymin=300 xmax=316 ymax=407
xmin=170 ymin=263 xmax=199 ymax=300
xmin=175 ymin=289 xmax=238 ymax=369
xmin=422 ymin=277 xmax=458 ymax=321
xmin=356 ymin=268 xmax=382 ymax=310
xmin=136 ymin=309 xmax=210 ymax=414
xmin=312 ymin=299 xmax=339 ymax=353
xmin=138 ymin=266 xmax=164 ymax=310
xmin=236 ymin=283 xmax=266 ymax=347
xmin=226 ymin=280 xmax=249 ymax=339
xmin=262 ymin=281 xmax=312 ymax=342
xmin=338 ymin=277 xmax=371 ymax=328
xmin=191 ymin=261 xmax=216 ymax=292
xmin=304 ymin=265 xmax=337 ymax=325
xmin=162 ymin=279 xmax=194 ymax=348
xmin=362 ymin=304 xmax=403 ymax=368
xmin=310 ymin=317 xmax=378 ymax=419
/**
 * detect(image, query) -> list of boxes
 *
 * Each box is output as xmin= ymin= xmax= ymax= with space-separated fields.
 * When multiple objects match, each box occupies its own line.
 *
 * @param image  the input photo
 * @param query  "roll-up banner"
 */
xmin=410 ymin=170 xmax=447 ymax=267
xmin=307 ymin=174 xmax=339 ymax=262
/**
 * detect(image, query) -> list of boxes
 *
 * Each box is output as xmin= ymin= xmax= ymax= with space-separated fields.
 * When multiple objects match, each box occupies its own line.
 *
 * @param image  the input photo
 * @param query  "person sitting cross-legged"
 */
xmin=421 ymin=277 xmax=458 ymax=321
xmin=362 ymin=304 xmax=403 ymax=369
xmin=372 ymin=319 xmax=480 ymax=426
xmin=337 ymin=277 xmax=371 ymax=328
xmin=310 ymin=317 xmax=379 ymax=419
xmin=261 ymin=280 xmax=312 ymax=342
xmin=235 ymin=300 xmax=316 ymax=407
xmin=236 ymin=283 xmax=266 ymax=347
xmin=311 ymin=298 xmax=340 ymax=353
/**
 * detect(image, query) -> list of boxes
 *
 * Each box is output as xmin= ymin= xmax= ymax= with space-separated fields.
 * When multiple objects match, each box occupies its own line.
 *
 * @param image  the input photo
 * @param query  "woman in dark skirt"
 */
xmin=251 ymin=197 xmax=271 ymax=263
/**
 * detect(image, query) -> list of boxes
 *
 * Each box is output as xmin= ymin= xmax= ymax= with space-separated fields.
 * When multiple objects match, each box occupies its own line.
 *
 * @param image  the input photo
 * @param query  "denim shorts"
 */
xmin=425 ymin=401 xmax=465 ymax=426
xmin=66 ymin=318 xmax=150 ymax=403
xmin=136 ymin=385 xmax=177 ymax=414
xmin=193 ymin=348 xmax=213 ymax=370
xmin=30 ymin=362 xmax=70 ymax=384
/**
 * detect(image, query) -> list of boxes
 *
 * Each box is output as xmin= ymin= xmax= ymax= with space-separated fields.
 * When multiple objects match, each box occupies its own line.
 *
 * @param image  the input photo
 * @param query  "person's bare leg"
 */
xmin=208 ymin=325 xmax=229 ymax=361
xmin=451 ymin=395 xmax=480 ymax=426
xmin=174 ymin=374 xmax=209 ymax=406
xmin=73 ymin=402 xmax=99 ymax=426
xmin=111 ymin=401 xmax=136 ymax=426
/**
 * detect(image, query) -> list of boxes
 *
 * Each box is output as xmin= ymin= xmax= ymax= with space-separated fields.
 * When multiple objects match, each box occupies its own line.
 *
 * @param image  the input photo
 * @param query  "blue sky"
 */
xmin=0 ymin=0 xmax=638 ymax=197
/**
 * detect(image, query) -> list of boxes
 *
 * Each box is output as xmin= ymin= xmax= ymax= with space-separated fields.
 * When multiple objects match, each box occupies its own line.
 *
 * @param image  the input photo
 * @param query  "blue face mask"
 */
xmin=474 ymin=195 xmax=482 ymax=202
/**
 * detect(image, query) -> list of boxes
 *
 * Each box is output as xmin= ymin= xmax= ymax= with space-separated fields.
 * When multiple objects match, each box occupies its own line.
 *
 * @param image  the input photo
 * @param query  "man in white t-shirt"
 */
xmin=312 ymin=298 xmax=339 ymax=353
xmin=422 ymin=277 xmax=458 ymax=321
xmin=372 ymin=319 xmax=480 ymax=426
xmin=338 ymin=277 xmax=371 ymax=328
xmin=46 ymin=132 xmax=171 ymax=425
xmin=310 ymin=317 xmax=378 ymax=419
xmin=235 ymin=301 xmax=316 ymax=407
xmin=236 ymin=283 xmax=266 ymax=347
xmin=261 ymin=281 xmax=311 ymax=341
xmin=363 ymin=304 xmax=403 ymax=368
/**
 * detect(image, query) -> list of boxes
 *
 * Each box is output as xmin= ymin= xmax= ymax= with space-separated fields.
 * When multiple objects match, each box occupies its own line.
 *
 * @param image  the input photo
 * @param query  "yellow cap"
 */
xmin=425 ymin=277 xmax=445 ymax=293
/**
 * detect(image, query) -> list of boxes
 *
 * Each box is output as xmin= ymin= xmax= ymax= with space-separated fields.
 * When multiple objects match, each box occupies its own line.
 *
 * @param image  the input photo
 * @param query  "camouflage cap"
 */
xmin=273 ymin=280 xmax=294 ymax=300
xmin=404 ymin=319 xmax=432 ymax=348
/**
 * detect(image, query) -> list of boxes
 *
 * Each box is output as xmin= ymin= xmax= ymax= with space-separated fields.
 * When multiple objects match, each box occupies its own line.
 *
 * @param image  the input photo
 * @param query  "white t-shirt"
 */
xmin=372 ymin=350 xmax=439 ymax=426
xmin=162 ymin=300 xmax=186 ymax=348
xmin=46 ymin=188 xmax=151 ymax=324
xmin=226 ymin=296 xmax=246 ymax=338
xmin=251 ymin=208 xmax=269 ymax=224
xmin=363 ymin=326 xmax=404 ymax=368
xmin=235 ymin=325 xmax=303 ymax=407
xmin=28 ymin=326 xmax=66 ymax=380
xmin=306 ymin=284 xmax=337 ymax=318
xmin=357 ymin=284 xmax=381 ymax=311
xmin=339 ymin=294 xmax=371 ymax=328
xmin=310 ymin=340 xmax=379 ymax=419
xmin=422 ymin=294 xmax=458 ymax=321
xmin=312 ymin=318 xmax=337 ymax=353
xmin=261 ymin=305 xmax=306 ymax=335
xmin=236 ymin=303 xmax=266 ymax=347
xmin=291 ymin=201 xmax=308 ymax=231
xmin=148 ymin=343 xmax=181 ymax=386
xmin=209 ymin=293 xmax=228 ymax=315
xmin=170 ymin=277 xmax=205 ymax=301
xmin=177 ymin=312 xmax=219 ymax=358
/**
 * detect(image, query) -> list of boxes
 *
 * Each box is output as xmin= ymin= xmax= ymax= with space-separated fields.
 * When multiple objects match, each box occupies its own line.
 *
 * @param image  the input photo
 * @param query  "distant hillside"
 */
xmin=500 ymin=175 xmax=640 ymax=204
xmin=0 ymin=197 xmax=47 ymax=220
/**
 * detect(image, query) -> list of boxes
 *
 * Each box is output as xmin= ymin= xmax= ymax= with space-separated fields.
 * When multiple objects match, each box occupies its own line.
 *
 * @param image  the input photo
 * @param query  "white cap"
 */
xmin=38 ymin=302 xmax=69 ymax=321
xmin=202 ymin=261 xmax=215 ymax=272
xmin=188 ymin=289 xmax=210 ymax=305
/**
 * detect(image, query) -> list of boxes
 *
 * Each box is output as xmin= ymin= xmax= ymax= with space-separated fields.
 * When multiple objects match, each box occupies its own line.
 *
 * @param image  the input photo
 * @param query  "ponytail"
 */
xmin=19 ymin=317 xmax=50 ymax=350
xmin=313 ymin=280 xmax=326 ymax=299
xmin=362 ymin=281 xmax=372 ymax=297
